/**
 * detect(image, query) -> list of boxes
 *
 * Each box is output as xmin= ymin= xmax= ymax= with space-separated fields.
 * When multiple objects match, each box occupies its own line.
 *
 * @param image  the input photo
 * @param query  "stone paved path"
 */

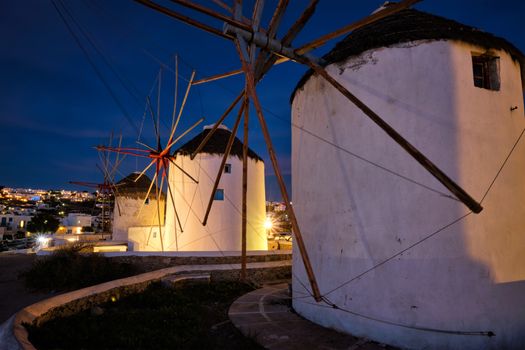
xmin=0 ymin=253 xmax=55 ymax=324
xmin=229 ymin=282 xmax=395 ymax=350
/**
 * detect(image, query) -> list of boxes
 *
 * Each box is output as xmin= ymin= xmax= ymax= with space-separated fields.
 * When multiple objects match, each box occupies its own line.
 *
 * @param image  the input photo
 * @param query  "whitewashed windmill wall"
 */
xmin=112 ymin=172 xmax=166 ymax=251
xmin=163 ymin=125 xmax=267 ymax=252
xmin=291 ymin=9 xmax=525 ymax=350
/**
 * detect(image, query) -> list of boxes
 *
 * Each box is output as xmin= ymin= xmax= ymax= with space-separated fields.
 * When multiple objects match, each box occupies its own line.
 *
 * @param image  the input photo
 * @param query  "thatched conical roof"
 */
xmin=176 ymin=127 xmax=263 ymax=162
xmin=115 ymin=172 xmax=165 ymax=199
xmin=292 ymin=8 xmax=524 ymax=101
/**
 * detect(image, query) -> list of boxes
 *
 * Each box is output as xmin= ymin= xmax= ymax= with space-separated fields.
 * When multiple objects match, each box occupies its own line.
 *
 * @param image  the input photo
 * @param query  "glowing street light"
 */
xmin=264 ymin=216 xmax=275 ymax=240
xmin=264 ymin=217 xmax=273 ymax=230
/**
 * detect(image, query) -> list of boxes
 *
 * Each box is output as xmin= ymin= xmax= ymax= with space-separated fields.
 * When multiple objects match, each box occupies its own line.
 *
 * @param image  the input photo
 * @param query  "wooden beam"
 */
xmin=193 ymin=69 xmax=243 ymax=85
xmin=155 ymin=171 xmax=165 ymax=251
xmin=210 ymin=0 xmax=253 ymax=26
xmin=166 ymin=179 xmax=183 ymax=248
xmin=169 ymin=158 xmax=199 ymax=184
xmin=195 ymin=0 xmax=420 ymax=82
xmin=202 ymin=104 xmax=245 ymax=225
xmin=266 ymin=0 xmax=289 ymax=39
xmin=194 ymin=0 xmax=316 ymax=84
xmin=252 ymin=0 xmax=289 ymax=77
xmin=296 ymin=0 xmax=421 ymax=54
xmin=299 ymin=57 xmax=483 ymax=214
xmin=249 ymin=0 xmax=264 ymax=63
xmin=280 ymin=0 xmax=319 ymax=45
xmin=234 ymin=36 xmax=322 ymax=302
xmin=190 ymin=91 xmax=243 ymax=159
xmin=134 ymin=0 xmax=233 ymax=40
xmin=251 ymin=0 xmax=264 ymax=32
xmin=241 ymin=96 xmax=249 ymax=281
xmin=168 ymin=0 xmax=253 ymax=32
xmin=224 ymin=24 xmax=320 ymax=64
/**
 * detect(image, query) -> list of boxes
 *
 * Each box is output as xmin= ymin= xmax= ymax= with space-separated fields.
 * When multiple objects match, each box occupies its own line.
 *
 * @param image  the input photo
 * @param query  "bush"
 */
xmin=20 ymin=244 xmax=139 ymax=292
xmin=26 ymin=281 xmax=261 ymax=349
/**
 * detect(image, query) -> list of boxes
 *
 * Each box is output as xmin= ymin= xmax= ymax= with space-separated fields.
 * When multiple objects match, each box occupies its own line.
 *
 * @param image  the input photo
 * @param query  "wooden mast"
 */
xmin=241 ymin=97 xmax=249 ymax=281
xmin=234 ymin=34 xmax=322 ymax=301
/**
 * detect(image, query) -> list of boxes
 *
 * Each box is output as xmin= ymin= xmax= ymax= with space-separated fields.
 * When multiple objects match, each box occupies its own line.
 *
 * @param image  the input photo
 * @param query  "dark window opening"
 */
xmin=472 ymin=54 xmax=500 ymax=91
xmin=145 ymin=198 xmax=150 ymax=205
xmin=214 ymin=189 xmax=224 ymax=201
xmin=224 ymin=163 xmax=232 ymax=174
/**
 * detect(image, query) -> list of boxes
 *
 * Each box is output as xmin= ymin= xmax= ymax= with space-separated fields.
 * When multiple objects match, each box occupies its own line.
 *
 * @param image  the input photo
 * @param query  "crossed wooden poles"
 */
xmin=134 ymin=0 xmax=483 ymax=302
xmin=97 ymin=63 xmax=204 ymax=252
xmin=71 ymin=133 xmax=126 ymax=233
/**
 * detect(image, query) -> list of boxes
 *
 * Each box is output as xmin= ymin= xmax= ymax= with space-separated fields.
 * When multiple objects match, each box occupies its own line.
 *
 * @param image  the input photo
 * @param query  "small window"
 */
xmin=152 ymin=231 xmax=157 ymax=238
xmin=145 ymin=198 xmax=150 ymax=205
xmin=214 ymin=189 xmax=224 ymax=201
xmin=224 ymin=163 xmax=231 ymax=174
xmin=472 ymin=54 xmax=500 ymax=90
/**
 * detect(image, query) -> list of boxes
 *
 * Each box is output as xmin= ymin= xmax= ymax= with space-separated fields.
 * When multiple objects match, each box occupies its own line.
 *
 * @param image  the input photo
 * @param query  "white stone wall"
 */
xmin=0 ymin=214 xmax=31 ymax=233
xmin=112 ymin=196 xmax=165 ymax=248
xmin=291 ymin=40 xmax=525 ymax=349
xmin=164 ymin=153 xmax=267 ymax=252
xmin=62 ymin=213 xmax=92 ymax=227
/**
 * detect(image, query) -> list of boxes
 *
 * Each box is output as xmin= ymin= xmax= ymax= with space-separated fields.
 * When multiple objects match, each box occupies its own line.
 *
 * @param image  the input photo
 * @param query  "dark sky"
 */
xmin=0 ymin=0 xmax=524 ymax=200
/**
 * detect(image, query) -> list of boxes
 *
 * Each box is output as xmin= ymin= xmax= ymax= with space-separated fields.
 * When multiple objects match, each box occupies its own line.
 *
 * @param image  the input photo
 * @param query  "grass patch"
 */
xmin=26 ymin=281 xmax=262 ymax=349
xmin=20 ymin=244 xmax=139 ymax=292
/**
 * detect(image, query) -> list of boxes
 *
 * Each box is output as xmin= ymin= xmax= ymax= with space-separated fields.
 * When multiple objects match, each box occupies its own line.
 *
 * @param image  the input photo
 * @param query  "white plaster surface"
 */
xmin=163 ymin=154 xmax=267 ymax=251
xmin=112 ymin=196 xmax=165 ymax=248
xmin=291 ymin=40 xmax=525 ymax=349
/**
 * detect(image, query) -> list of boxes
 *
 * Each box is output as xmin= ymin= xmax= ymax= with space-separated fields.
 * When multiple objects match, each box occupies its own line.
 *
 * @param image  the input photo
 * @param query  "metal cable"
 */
xmin=322 ymin=211 xmax=472 ymax=297
xmin=51 ymin=0 xmax=139 ymax=135
xmin=480 ymin=127 xmax=525 ymax=203
xmin=293 ymin=268 xmax=493 ymax=337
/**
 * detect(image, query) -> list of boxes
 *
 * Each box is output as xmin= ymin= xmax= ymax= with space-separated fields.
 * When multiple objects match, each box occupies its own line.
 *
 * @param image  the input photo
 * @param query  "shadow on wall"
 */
xmin=292 ymin=41 xmax=525 ymax=349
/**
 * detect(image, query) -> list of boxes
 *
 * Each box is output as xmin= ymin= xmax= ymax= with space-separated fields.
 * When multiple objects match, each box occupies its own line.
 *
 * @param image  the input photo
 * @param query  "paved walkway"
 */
xmin=0 ymin=253 xmax=55 ymax=324
xmin=229 ymin=283 xmax=394 ymax=350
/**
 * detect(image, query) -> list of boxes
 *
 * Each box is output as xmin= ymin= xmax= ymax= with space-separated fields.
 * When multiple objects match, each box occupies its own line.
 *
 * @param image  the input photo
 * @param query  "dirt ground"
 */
xmin=0 ymin=253 xmax=55 ymax=324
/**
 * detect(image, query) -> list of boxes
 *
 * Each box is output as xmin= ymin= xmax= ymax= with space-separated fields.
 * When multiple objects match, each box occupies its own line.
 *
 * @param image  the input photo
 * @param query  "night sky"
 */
xmin=1 ymin=0 xmax=524 ymax=200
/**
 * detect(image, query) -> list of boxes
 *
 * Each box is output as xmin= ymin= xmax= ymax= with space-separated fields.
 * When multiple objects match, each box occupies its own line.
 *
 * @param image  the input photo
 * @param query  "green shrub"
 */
xmin=20 ymin=244 xmax=139 ymax=292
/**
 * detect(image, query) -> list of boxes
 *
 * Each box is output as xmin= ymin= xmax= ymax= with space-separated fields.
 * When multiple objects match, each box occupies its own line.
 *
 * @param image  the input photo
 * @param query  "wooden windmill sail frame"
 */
xmin=70 ymin=133 xmax=126 ymax=235
xmin=133 ymin=0 xmax=483 ymax=301
xmin=97 ymin=59 xmax=204 ymax=251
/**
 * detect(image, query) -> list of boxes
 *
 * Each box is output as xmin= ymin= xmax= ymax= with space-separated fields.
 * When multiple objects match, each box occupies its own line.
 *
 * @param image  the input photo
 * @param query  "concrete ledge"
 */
xmin=7 ymin=260 xmax=291 ymax=350
xmin=35 ymin=249 xmax=292 ymax=257
xmin=161 ymin=273 xmax=211 ymax=287
xmin=103 ymin=250 xmax=292 ymax=257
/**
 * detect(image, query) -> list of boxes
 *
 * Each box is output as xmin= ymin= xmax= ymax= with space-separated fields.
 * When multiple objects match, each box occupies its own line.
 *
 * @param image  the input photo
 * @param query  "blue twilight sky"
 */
xmin=0 ymin=0 xmax=524 ymax=200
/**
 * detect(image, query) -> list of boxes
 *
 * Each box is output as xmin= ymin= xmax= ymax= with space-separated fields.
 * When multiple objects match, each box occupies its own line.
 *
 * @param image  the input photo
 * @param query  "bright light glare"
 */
xmin=37 ymin=236 xmax=48 ymax=244
xmin=264 ymin=217 xmax=273 ymax=230
xmin=36 ymin=235 xmax=51 ymax=249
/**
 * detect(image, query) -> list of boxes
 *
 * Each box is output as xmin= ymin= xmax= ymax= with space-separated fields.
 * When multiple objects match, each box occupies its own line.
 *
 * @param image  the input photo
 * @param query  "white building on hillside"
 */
xmin=56 ymin=213 xmax=93 ymax=234
xmin=291 ymin=8 xmax=525 ymax=350
xmin=0 ymin=213 xmax=31 ymax=238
